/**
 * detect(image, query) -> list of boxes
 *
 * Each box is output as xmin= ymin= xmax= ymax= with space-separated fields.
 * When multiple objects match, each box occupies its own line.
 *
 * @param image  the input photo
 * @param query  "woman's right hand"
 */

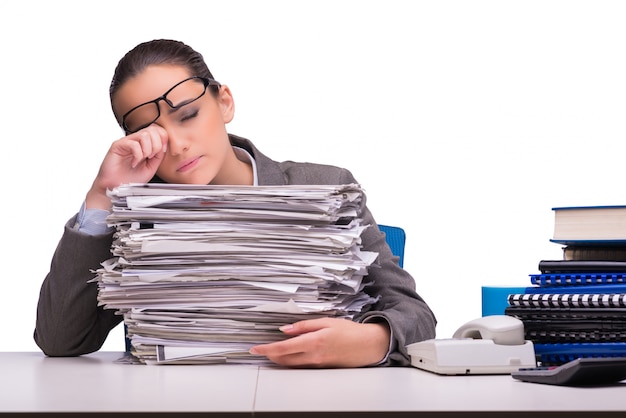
xmin=86 ymin=125 xmax=168 ymax=210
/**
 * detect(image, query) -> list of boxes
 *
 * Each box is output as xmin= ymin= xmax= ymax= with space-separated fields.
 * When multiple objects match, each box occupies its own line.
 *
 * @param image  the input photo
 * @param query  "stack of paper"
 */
xmin=94 ymin=183 xmax=378 ymax=365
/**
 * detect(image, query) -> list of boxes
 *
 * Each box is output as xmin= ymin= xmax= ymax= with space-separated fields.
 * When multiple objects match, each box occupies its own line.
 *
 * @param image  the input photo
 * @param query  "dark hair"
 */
xmin=109 ymin=39 xmax=216 ymax=117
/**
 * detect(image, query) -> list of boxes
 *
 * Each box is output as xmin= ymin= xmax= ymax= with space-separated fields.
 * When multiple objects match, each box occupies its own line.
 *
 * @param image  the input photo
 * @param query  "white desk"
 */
xmin=1 ymin=352 xmax=256 ymax=416
xmin=2 ymin=351 xmax=625 ymax=417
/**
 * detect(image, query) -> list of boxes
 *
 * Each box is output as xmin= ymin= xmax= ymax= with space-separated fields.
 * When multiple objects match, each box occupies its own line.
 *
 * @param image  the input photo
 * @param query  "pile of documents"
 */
xmin=94 ymin=183 xmax=378 ymax=365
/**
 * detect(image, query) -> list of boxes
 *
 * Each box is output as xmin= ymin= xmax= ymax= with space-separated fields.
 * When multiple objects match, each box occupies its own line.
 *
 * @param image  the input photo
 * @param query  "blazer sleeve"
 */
xmin=34 ymin=215 xmax=122 ymax=356
xmin=337 ymin=171 xmax=437 ymax=366
xmin=278 ymin=161 xmax=437 ymax=366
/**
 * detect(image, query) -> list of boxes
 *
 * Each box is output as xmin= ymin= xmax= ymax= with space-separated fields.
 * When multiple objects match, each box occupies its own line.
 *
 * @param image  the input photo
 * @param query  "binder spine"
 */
xmin=530 ymin=273 xmax=626 ymax=287
xmin=534 ymin=342 xmax=626 ymax=366
xmin=527 ymin=330 xmax=626 ymax=344
xmin=507 ymin=293 xmax=626 ymax=309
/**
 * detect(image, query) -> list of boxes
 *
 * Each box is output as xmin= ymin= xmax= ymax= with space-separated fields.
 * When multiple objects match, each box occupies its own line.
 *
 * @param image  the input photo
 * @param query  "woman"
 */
xmin=34 ymin=39 xmax=436 ymax=367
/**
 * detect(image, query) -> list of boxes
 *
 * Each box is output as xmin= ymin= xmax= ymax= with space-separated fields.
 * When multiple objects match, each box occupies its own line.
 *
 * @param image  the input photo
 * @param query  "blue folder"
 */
xmin=530 ymin=273 xmax=626 ymax=287
xmin=481 ymin=286 xmax=527 ymax=316
xmin=524 ymin=283 xmax=626 ymax=294
xmin=534 ymin=342 xmax=626 ymax=365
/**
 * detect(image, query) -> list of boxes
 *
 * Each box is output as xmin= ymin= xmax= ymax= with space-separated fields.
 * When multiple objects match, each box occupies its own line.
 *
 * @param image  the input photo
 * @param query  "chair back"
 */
xmin=378 ymin=224 xmax=406 ymax=268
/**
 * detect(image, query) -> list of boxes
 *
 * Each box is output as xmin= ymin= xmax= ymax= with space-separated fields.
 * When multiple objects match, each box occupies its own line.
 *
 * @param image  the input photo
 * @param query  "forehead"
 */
xmin=113 ymin=65 xmax=193 ymax=119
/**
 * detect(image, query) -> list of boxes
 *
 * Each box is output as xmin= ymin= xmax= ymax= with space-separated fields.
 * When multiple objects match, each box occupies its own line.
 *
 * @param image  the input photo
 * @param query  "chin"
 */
xmin=181 ymin=174 xmax=215 ymax=185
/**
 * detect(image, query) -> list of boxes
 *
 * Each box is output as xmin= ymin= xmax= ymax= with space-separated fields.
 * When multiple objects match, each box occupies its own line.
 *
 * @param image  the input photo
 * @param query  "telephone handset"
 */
xmin=406 ymin=315 xmax=536 ymax=375
xmin=451 ymin=315 xmax=526 ymax=345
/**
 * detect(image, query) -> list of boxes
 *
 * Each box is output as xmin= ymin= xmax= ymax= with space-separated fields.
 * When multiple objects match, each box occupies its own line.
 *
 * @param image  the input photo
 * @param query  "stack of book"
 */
xmin=505 ymin=205 xmax=626 ymax=366
xmin=94 ymin=183 xmax=379 ymax=365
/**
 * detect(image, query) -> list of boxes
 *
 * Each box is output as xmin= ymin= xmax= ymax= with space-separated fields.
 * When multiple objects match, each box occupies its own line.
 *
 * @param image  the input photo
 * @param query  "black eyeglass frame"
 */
xmin=121 ymin=76 xmax=221 ymax=133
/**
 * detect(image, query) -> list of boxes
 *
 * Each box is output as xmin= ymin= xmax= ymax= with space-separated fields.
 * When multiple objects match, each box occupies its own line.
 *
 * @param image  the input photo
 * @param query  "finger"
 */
xmin=279 ymin=318 xmax=339 ymax=336
xmin=250 ymin=339 xmax=329 ymax=368
xmin=119 ymin=139 xmax=147 ymax=169
xmin=134 ymin=130 xmax=158 ymax=160
xmin=126 ymin=127 xmax=167 ymax=167
xmin=155 ymin=125 xmax=169 ymax=154
xmin=143 ymin=125 xmax=169 ymax=157
xmin=250 ymin=333 xmax=312 ymax=358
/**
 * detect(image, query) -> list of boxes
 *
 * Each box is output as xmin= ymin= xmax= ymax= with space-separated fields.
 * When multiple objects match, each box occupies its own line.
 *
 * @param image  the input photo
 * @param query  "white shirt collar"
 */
xmin=232 ymin=146 xmax=258 ymax=186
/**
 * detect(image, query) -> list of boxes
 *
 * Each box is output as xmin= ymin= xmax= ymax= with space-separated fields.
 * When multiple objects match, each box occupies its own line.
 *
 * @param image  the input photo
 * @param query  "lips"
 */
xmin=177 ymin=156 xmax=201 ymax=173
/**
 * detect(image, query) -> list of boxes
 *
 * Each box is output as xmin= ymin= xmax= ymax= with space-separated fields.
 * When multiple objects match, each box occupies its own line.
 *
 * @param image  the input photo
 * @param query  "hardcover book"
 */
xmin=551 ymin=205 xmax=626 ymax=244
xmin=538 ymin=260 xmax=626 ymax=273
xmin=562 ymin=245 xmax=626 ymax=261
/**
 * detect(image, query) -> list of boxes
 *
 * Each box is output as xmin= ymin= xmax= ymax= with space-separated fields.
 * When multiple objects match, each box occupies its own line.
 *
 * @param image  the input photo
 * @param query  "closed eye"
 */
xmin=180 ymin=109 xmax=199 ymax=123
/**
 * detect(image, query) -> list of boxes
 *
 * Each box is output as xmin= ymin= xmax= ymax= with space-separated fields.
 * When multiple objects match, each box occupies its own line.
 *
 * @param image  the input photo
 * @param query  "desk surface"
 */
xmin=2 ymin=351 xmax=625 ymax=417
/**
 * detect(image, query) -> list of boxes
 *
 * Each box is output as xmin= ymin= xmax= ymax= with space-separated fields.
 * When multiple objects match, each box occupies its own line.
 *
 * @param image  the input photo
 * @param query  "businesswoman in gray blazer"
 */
xmin=35 ymin=39 xmax=436 ymax=367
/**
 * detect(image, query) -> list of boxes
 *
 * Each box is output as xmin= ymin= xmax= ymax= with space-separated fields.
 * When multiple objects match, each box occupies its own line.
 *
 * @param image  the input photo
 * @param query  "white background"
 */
xmin=1 ymin=0 xmax=625 ymax=352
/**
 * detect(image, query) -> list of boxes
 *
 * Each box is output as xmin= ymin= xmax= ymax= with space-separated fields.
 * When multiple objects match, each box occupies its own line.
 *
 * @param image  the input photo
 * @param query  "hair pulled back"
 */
xmin=109 ymin=39 xmax=215 ymax=116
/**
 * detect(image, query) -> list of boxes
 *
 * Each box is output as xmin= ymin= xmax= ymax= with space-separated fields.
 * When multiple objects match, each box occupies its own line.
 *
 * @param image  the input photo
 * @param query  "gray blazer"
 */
xmin=34 ymin=134 xmax=436 ymax=366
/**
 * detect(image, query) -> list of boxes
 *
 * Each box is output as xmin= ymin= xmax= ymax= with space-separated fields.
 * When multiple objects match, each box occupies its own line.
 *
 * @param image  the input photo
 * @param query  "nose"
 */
xmin=165 ymin=126 xmax=190 ymax=156
xmin=155 ymin=102 xmax=190 ymax=156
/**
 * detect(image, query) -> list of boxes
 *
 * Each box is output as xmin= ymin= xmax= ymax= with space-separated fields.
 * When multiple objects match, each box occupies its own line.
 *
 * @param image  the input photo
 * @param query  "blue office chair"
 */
xmin=378 ymin=224 xmax=406 ymax=268
xmin=124 ymin=224 xmax=407 ymax=352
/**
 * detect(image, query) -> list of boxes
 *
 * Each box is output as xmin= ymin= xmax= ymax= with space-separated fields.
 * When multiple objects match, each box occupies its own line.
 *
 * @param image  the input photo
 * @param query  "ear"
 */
xmin=217 ymin=84 xmax=235 ymax=123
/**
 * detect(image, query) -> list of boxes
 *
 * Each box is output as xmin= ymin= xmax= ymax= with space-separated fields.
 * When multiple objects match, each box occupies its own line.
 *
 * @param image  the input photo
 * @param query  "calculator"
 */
xmin=511 ymin=357 xmax=626 ymax=386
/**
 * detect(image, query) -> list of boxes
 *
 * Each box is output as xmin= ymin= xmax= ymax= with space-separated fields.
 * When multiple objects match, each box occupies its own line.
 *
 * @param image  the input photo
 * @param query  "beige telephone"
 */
xmin=406 ymin=315 xmax=536 ymax=375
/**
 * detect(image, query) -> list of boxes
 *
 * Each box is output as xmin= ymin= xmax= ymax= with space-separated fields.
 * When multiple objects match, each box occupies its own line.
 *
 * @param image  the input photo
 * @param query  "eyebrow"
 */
xmin=166 ymin=98 xmax=197 ymax=115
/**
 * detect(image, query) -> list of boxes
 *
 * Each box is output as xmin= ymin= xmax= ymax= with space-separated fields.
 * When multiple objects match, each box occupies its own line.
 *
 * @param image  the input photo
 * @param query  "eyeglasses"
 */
xmin=121 ymin=76 xmax=221 ymax=133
